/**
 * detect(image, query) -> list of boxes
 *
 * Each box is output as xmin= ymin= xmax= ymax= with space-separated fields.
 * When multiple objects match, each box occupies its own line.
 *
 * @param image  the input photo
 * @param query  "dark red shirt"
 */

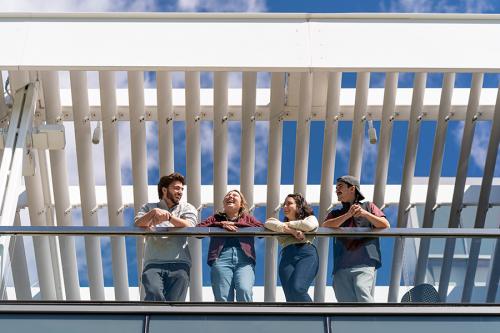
xmin=198 ymin=213 xmax=262 ymax=266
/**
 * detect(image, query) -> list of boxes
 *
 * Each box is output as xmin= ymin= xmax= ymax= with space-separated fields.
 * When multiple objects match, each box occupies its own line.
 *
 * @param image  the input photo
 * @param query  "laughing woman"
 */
xmin=264 ymin=193 xmax=319 ymax=302
xmin=198 ymin=190 xmax=262 ymax=302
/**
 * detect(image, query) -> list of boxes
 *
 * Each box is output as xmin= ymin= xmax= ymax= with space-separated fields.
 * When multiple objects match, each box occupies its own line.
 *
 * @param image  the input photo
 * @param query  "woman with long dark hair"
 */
xmin=264 ymin=193 xmax=319 ymax=302
xmin=198 ymin=190 xmax=262 ymax=302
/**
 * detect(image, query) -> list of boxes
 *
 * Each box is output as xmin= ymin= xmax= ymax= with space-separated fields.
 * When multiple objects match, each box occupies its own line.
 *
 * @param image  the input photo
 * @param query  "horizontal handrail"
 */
xmin=0 ymin=226 xmax=499 ymax=238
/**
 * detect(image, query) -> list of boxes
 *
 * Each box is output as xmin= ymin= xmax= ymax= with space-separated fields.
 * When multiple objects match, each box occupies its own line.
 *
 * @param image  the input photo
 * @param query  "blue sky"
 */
xmin=2 ymin=0 xmax=500 ymax=295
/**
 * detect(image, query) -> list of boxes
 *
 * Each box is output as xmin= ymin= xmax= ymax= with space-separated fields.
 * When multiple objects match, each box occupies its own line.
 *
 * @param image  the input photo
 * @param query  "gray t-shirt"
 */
xmin=135 ymin=200 xmax=198 ymax=267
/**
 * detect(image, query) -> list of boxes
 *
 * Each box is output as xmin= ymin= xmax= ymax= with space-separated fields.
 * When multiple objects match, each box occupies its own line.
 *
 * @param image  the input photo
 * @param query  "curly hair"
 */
xmin=157 ymin=172 xmax=185 ymax=199
xmin=283 ymin=193 xmax=314 ymax=221
xmin=220 ymin=189 xmax=249 ymax=217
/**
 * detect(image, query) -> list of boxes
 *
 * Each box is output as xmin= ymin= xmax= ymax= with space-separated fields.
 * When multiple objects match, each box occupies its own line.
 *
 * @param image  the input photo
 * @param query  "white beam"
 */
xmin=99 ymin=71 xmax=129 ymax=301
xmin=388 ymin=72 xmax=427 ymax=302
xmin=70 ymin=71 xmax=105 ymax=300
xmin=213 ymin=72 xmax=228 ymax=211
xmin=185 ymin=71 xmax=203 ymax=302
xmin=41 ymin=71 xmax=81 ymax=300
xmin=264 ymin=73 xmax=285 ymax=302
xmin=315 ymin=72 xmax=341 ymax=302
xmin=4 ymin=14 xmax=500 ymax=71
xmin=156 ymin=72 xmax=174 ymax=175
xmin=9 ymin=212 xmax=31 ymax=300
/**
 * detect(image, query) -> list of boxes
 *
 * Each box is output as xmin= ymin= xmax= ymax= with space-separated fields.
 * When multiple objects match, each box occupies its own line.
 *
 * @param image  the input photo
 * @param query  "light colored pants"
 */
xmin=211 ymin=246 xmax=255 ymax=302
xmin=333 ymin=265 xmax=376 ymax=302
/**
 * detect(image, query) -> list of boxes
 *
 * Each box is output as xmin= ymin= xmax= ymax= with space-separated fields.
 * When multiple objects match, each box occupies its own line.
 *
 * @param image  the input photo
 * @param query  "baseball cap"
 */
xmin=337 ymin=175 xmax=365 ymax=201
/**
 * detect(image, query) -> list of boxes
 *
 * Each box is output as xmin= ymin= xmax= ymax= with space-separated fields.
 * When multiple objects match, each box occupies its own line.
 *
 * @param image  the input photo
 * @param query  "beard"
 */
xmin=167 ymin=190 xmax=180 ymax=205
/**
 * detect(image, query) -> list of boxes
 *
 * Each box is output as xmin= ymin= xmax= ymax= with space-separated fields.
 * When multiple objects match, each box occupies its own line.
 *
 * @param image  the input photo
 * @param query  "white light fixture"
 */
xmin=368 ymin=120 xmax=377 ymax=144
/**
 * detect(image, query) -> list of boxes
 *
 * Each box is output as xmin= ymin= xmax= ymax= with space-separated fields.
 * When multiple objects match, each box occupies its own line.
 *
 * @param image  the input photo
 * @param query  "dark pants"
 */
xmin=279 ymin=243 xmax=319 ymax=302
xmin=142 ymin=262 xmax=190 ymax=301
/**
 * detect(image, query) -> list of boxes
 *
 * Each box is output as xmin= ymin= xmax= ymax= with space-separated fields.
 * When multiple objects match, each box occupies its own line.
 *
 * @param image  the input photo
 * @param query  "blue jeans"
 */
xmin=210 ymin=246 xmax=255 ymax=302
xmin=279 ymin=243 xmax=319 ymax=302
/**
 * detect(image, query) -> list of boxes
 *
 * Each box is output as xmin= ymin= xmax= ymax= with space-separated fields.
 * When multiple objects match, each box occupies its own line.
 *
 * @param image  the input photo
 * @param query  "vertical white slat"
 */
xmin=461 ymin=82 xmax=500 ymax=303
xmin=293 ymin=72 xmax=313 ymax=195
xmin=12 ymin=75 xmax=57 ymax=301
xmin=373 ymin=72 xmax=398 ymax=208
xmin=41 ymin=71 xmax=81 ymax=300
xmin=414 ymin=73 xmax=455 ymax=286
xmin=348 ymin=72 xmax=370 ymax=178
xmin=388 ymin=72 xmax=427 ymax=302
xmin=213 ymin=72 xmax=229 ymax=211
xmin=315 ymin=72 xmax=342 ymax=302
xmin=438 ymin=73 xmax=483 ymax=301
xmin=9 ymin=212 xmax=31 ymax=300
xmin=99 ymin=71 xmax=130 ymax=301
xmin=0 ymin=71 xmax=7 ymax=120
xmin=70 ymin=71 xmax=105 ymax=300
xmin=185 ymin=71 xmax=203 ymax=301
xmin=128 ymin=71 xmax=149 ymax=289
xmin=157 ymin=71 xmax=174 ymax=175
xmin=264 ymin=73 xmax=286 ymax=302
xmin=240 ymin=72 xmax=257 ymax=208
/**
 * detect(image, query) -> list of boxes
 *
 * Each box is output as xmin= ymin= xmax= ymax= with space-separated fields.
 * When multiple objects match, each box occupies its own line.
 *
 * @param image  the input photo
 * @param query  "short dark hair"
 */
xmin=157 ymin=172 xmax=185 ymax=199
xmin=283 ymin=193 xmax=314 ymax=222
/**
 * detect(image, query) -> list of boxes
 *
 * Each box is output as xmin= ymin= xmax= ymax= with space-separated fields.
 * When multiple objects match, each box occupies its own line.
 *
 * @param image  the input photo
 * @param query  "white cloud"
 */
xmin=177 ymin=0 xmax=266 ymax=12
xmin=0 ymin=0 xmax=157 ymax=12
xmin=383 ymin=0 xmax=494 ymax=13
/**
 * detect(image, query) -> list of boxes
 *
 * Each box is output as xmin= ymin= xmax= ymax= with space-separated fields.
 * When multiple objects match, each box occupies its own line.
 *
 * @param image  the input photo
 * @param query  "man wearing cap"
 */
xmin=323 ymin=175 xmax=390 ymax=302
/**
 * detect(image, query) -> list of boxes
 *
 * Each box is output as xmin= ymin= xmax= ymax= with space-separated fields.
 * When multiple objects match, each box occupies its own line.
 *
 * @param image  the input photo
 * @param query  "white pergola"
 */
xmin=0 ymin=13 xmax=499 ymax=303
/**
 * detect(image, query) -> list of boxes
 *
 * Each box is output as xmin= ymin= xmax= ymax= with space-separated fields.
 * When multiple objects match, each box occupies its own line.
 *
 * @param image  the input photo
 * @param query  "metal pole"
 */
xmin=293 ymin=72 xmax=312 ymax=195
xmin=70 ymin=71 xmax=105 ymax=300
xmin=128 ymin=71 xmax=149 ymax=289
xmin=9 ymin=211 xmax=31 ymax=300
xmin=213 ymin=72 xmax=228 ymax=211
xmin=461 ymin=82 xmax=500 ymax=302
xmin=240 ymin=72 xmax=257 ymax=208
xmin=388 ymin=72 xmax=427 ymax=302
xmin=348 ymin=72 xmax=369 ymax=178
xmin=264 ymin=73 xmax=285 ymax=302
xmin=99 ymin=71 xmax=130 ymax=301
xmin=438 ymin=73 xmax=483 ymax=300
xmin=156 ymin=71 xmax=174 ymax=175
xmin=315 ymin=72 xmax=341 ymax=302
xmin=185 ymin=71 xmax=203 ymax=301
xmin=41 ymin=71 xmax=81 ymax=300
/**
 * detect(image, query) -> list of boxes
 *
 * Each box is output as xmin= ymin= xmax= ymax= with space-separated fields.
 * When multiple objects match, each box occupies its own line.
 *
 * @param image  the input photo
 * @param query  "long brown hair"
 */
xmin=283 ymin=193 xmax=314 ymax=222
xmin=219 ymin=189 xmax=249 ymax=217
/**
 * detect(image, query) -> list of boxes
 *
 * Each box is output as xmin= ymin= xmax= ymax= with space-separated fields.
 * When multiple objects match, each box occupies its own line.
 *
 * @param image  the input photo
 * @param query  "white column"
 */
xmin=157 ymin=71 xmax=174 ymax=175
xmin=348 ymin=72 xmax=370 ymax=178
xmin=99 ymin=71 xmax=130 ymax=301
xmin=438 ymin=73 xmax=483 ymax=300
xmin=185 ymin=71 xmax=203 ymax=301
xmin=70 ymin=71 xmax=105 ymax=300
xmin=388 ymin=72 xmax=427 ymax=302
xmin=293 ymin=72 xmax=312 ymax=195
xmin=265 ymin=73 xmax=285 ymax=302
xmin=213 ymin=72 xmax=229 ymax=210
xmin=128 ymin=71 xmax=149 ymax=287
xmin=373 ymin=72 xmax=398 ymax=208
xmin=41 ymin=71 xmax=81 ymax=300
xmin=315 ymin=72 xmax=341 ymax=302
xmin=240 ymin=72 xmax=257 ymax=208
xmin=461 ymin=82 xmax=500 ymax=303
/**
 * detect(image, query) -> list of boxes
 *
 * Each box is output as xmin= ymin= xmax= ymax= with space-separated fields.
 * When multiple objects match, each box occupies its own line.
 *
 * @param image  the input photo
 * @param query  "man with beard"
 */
xmin=135 ymin=172 xmax=198 ymax=301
